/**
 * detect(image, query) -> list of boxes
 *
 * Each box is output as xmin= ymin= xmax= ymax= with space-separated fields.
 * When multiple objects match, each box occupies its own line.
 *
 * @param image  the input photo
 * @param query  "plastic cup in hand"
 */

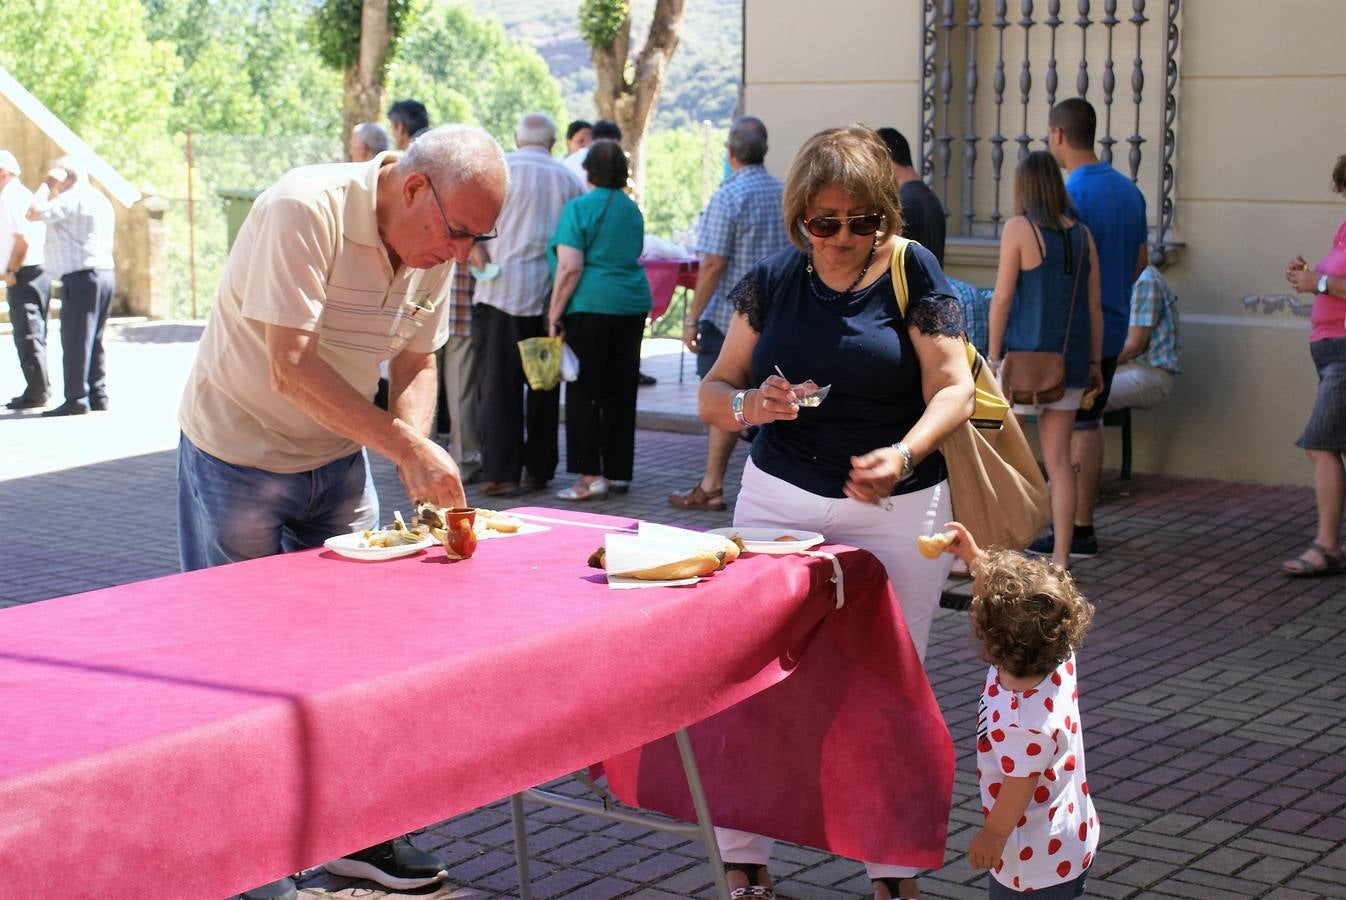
xmin=793 ymin=380 xmax=831 ymax=408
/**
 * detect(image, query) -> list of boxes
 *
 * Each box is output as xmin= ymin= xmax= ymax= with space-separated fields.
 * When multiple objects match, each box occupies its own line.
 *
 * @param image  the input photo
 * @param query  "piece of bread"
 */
xmin=719 ymin=533 xmax=744 ymax=564
xmin=916 ymin=531 xmax=955 ymax=559
xmin=475 ymin=508 xmax=521 ymax=533
xmin=613 ymin=550 xmax=725 ymax=580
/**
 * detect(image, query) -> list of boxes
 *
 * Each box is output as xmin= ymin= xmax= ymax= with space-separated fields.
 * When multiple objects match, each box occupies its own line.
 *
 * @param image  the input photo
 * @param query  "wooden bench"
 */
xmin=1103 ymin=407 xmax=1132 ymax=480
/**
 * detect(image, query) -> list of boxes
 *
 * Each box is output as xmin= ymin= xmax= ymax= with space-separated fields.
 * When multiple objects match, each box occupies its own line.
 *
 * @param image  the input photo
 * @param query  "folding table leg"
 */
xmin=510 ymin=728 xmax=730 ymax=899
xmin=675 ymin=728 xmax=731 ymax=899
xmin=510 ymin=793 xmax=534 ymax=900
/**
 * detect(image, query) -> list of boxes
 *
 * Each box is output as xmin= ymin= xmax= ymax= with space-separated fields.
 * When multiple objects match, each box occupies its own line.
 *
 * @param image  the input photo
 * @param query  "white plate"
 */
xmin=706 ymin=527 xmax=825 ymax=555
xmin=323 ymin=532 xmax=436 ymax=561
xmin=475 ymin=520 xmax=549 ymax=540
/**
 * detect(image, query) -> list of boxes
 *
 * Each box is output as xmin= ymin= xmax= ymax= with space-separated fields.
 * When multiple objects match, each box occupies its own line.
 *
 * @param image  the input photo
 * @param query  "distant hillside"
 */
xmin=466 ymin=0 xmax=742 ymax=131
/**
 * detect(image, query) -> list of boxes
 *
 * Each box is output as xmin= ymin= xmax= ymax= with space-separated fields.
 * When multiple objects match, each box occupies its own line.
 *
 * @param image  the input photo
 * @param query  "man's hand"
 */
xmin=968 ymin=826 xmax=1009 ymax=870
xmin=682 ymin=322 xmax=700 ymax=353
xmin=396 ymin=433 xmax=466 ymax=509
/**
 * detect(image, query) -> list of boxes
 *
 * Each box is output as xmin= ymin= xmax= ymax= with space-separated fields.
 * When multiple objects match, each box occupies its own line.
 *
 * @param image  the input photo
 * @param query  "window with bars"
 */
xmin=919 ymin=0 xmax=1180 ymax=264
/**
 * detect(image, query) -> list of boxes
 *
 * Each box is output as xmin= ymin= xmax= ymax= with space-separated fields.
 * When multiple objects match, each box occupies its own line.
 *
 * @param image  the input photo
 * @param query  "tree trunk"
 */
xmin=589 ymin=0 xmax=686 ymax=200
xmin=342 ymin=0 xmax=392 ymax=158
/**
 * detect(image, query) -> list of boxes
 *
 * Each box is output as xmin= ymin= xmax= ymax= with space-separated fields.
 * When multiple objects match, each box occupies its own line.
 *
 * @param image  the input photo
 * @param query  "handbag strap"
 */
xmin=581 ymin=188 xmax=617 ymax=254
xmin=889 ymin=236 xmax=912 ymax=316
xmin=1049 ymin=222 xmax=1087 ymax=355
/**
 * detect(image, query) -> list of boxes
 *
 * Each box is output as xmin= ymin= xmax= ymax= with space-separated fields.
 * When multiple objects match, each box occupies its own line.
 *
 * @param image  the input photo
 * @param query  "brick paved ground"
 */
xmin=2 ymin=324 xmax=1344 ymax=898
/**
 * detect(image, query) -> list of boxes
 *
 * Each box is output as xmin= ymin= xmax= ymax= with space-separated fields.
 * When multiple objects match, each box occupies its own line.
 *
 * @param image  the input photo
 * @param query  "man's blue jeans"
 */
xmin=177 ymin=434 xmax=378 ymax=571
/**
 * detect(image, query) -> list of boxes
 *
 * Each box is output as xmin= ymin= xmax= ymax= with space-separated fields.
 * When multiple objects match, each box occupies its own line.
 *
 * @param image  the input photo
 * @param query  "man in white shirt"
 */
xmin=564 ymin=119 xmax=621 ymax=191
xmin=472 ymin=112 xmax=584 ymax=496
xmin=26 ymin=157 xmax=114 ymax=416
xmin=0 ymin=150 xmax=51 ymax=409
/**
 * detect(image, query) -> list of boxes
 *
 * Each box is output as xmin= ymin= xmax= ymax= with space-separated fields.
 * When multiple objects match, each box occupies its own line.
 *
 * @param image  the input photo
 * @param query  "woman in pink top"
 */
xmin=1282 ymin=154 xmax=1346 ymax=577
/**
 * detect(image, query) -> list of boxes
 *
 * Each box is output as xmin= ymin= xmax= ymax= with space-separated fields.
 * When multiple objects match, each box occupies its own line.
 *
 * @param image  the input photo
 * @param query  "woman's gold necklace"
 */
xmin=806 ymin=237 xmax=879 ymax=301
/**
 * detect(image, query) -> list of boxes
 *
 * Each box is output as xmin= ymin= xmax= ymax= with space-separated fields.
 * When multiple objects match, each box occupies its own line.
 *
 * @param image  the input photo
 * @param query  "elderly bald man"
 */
xmin=176 ymin=125 xmax=508 ymax=898
xmin=348 ymin=121 xmax=390 ymax=162
xmin=472 ymin=112 xmax=584 ymax=497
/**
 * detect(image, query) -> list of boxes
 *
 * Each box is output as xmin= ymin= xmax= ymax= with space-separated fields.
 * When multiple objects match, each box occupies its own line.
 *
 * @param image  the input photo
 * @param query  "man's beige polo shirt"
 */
xmin=179 ymin=153 xmax=452 ymax=473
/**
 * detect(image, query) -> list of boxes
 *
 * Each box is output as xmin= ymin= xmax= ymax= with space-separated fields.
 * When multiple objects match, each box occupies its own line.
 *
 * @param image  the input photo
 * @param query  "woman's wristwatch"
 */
xmin=1318 ymin=274 xmax=1330 ymax=295
xmin=732 ymin=389 xmax=755 ymax=427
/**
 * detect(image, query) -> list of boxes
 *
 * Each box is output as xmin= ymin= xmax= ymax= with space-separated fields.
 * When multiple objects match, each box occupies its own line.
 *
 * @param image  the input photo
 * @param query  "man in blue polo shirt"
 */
xmin=1036 ymin=97 xmax=1147 ymax=558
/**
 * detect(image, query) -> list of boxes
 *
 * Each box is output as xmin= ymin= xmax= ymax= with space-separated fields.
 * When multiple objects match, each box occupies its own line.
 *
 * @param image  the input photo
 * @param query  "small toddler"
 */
xmin=939 ymin=522 xmax=1099 ymax=899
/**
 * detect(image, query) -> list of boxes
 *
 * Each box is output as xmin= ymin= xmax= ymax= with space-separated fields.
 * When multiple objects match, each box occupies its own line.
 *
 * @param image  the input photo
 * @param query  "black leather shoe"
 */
xmin=323 ymin=838 xmax=445 ymax=890
xmin=239 ymin=876 xmax=298 ymax=900
xmin=89 ymin=395 xmax=109 ymax=411
xmin=40 ymin=401 xmax=90 ymax=417
xmin=5 ymin=394 xmax=48 ymax=410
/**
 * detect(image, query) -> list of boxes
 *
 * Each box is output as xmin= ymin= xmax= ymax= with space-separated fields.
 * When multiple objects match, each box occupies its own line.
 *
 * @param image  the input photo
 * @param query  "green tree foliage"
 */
xmin=145 ymin=0 xmax=341 ymax=138
xmin=578 ymin=0 xmax=628 ymax=49
xmin=0 ymin=0 xmax=180 ymax=185
xmin=310 ymin=0 xmax=415 ymax=72
xmin=388 ymin=2 xmax=566 ymax=147
xmin=642 ymin=124 xmax=723 ymax=241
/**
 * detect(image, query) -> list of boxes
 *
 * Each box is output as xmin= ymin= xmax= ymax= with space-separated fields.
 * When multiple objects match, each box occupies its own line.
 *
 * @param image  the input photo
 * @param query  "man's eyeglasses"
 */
xmin=800 ymin=213 xmax=884 ymax=238
xmin=426 ymin=177 xmax=497 ymax=245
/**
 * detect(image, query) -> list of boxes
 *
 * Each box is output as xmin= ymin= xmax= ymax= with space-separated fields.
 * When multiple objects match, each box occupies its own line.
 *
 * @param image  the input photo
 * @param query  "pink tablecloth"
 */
xmin=640 ymin=257 xmax=699 ymax=321
xmin=0 ymin=507 xmax=952 ymax=898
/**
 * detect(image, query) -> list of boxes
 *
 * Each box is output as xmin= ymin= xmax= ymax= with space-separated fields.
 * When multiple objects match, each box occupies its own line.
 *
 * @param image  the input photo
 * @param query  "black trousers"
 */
xmin=58 ymin=268 xmax=115 ymax=405
xmin=6 ymin=264 xmax=53 ymax=400
xmin=472 ymin=302 xmax=559 ymax=484
xmin=562 ymin=311 xmax=645 ymax=482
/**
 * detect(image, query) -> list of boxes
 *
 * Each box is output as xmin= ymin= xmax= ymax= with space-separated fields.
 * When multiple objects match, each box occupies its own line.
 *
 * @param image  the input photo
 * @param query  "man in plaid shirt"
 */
xmin=441 ymin=254 xmax=481 ymax=482
xmin=669 ymin=116 xmax=790 ymax=511
xmin=1106 ymin=264 xmax=1181 ymax=411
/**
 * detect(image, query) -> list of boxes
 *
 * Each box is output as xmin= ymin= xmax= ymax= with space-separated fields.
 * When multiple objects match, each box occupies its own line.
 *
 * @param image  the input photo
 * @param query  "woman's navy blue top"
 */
xmin=1005 ymin=222 xmax=1093 ymax=388
xmin=731 ymin=243 xmax=964 ymax=499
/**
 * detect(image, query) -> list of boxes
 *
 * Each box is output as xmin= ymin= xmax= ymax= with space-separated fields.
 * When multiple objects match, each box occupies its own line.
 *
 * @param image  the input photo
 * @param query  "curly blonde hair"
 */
xmin=969 ymin=550 xmax=1095 ymax=679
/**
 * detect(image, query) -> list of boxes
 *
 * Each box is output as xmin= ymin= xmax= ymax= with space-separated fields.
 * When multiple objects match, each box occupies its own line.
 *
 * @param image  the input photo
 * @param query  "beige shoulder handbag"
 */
xmin=891 ymin=239 xmax=1050 ymax=550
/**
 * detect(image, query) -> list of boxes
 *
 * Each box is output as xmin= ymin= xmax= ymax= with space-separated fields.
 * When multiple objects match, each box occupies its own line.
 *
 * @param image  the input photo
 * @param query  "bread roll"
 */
xmin=613 ymin=550 xmax=725 ymax=580
xmin=916 ymin=531 xmax=955 ymax=559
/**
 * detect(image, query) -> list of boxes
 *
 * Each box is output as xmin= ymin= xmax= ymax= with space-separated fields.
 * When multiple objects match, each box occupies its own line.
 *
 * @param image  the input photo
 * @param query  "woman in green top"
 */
xmin=547 ymin=140 xmax=653 ymax=500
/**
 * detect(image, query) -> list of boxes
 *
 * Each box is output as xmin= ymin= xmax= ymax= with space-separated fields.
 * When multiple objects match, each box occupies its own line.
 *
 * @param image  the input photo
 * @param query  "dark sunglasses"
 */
xmin=426 ymin=177 xmax=497 ymax=244
xmin=800 ymin=213 xmax=884 ymax=238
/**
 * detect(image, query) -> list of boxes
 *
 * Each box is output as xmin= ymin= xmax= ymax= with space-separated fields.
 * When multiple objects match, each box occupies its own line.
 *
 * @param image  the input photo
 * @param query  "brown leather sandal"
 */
xmin=667 ymin=483 xmax=726 ymax=511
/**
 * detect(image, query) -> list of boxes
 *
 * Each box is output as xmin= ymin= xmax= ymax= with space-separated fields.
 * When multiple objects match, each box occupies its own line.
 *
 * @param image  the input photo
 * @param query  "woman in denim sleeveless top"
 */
xmin=988 ymin=151 xmax=1103 ymax=570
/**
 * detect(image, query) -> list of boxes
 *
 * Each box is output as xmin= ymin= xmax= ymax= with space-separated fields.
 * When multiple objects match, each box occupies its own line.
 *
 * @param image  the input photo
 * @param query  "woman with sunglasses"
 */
xmin=698 ymin=125 xmax=974 ymax=900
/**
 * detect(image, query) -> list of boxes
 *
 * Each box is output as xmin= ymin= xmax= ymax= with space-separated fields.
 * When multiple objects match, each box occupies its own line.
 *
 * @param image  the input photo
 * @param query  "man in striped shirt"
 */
xmin=26 ymin=157 xmax=115 ymax=417
xmin=472 ymin=112 xmax=585 ymax=497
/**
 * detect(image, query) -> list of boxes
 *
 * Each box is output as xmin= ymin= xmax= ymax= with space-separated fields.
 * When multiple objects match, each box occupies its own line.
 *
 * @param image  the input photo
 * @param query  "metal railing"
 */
xmin=920 ymin=0 xmax=1181 ymax=264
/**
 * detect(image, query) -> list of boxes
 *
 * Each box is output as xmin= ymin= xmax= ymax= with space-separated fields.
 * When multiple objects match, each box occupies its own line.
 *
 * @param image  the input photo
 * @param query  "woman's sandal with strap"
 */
xmin=726 ymin=862 xmax=775 ymax=900
xmin=1281 ymin=542 xmax=1345 ymax=577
